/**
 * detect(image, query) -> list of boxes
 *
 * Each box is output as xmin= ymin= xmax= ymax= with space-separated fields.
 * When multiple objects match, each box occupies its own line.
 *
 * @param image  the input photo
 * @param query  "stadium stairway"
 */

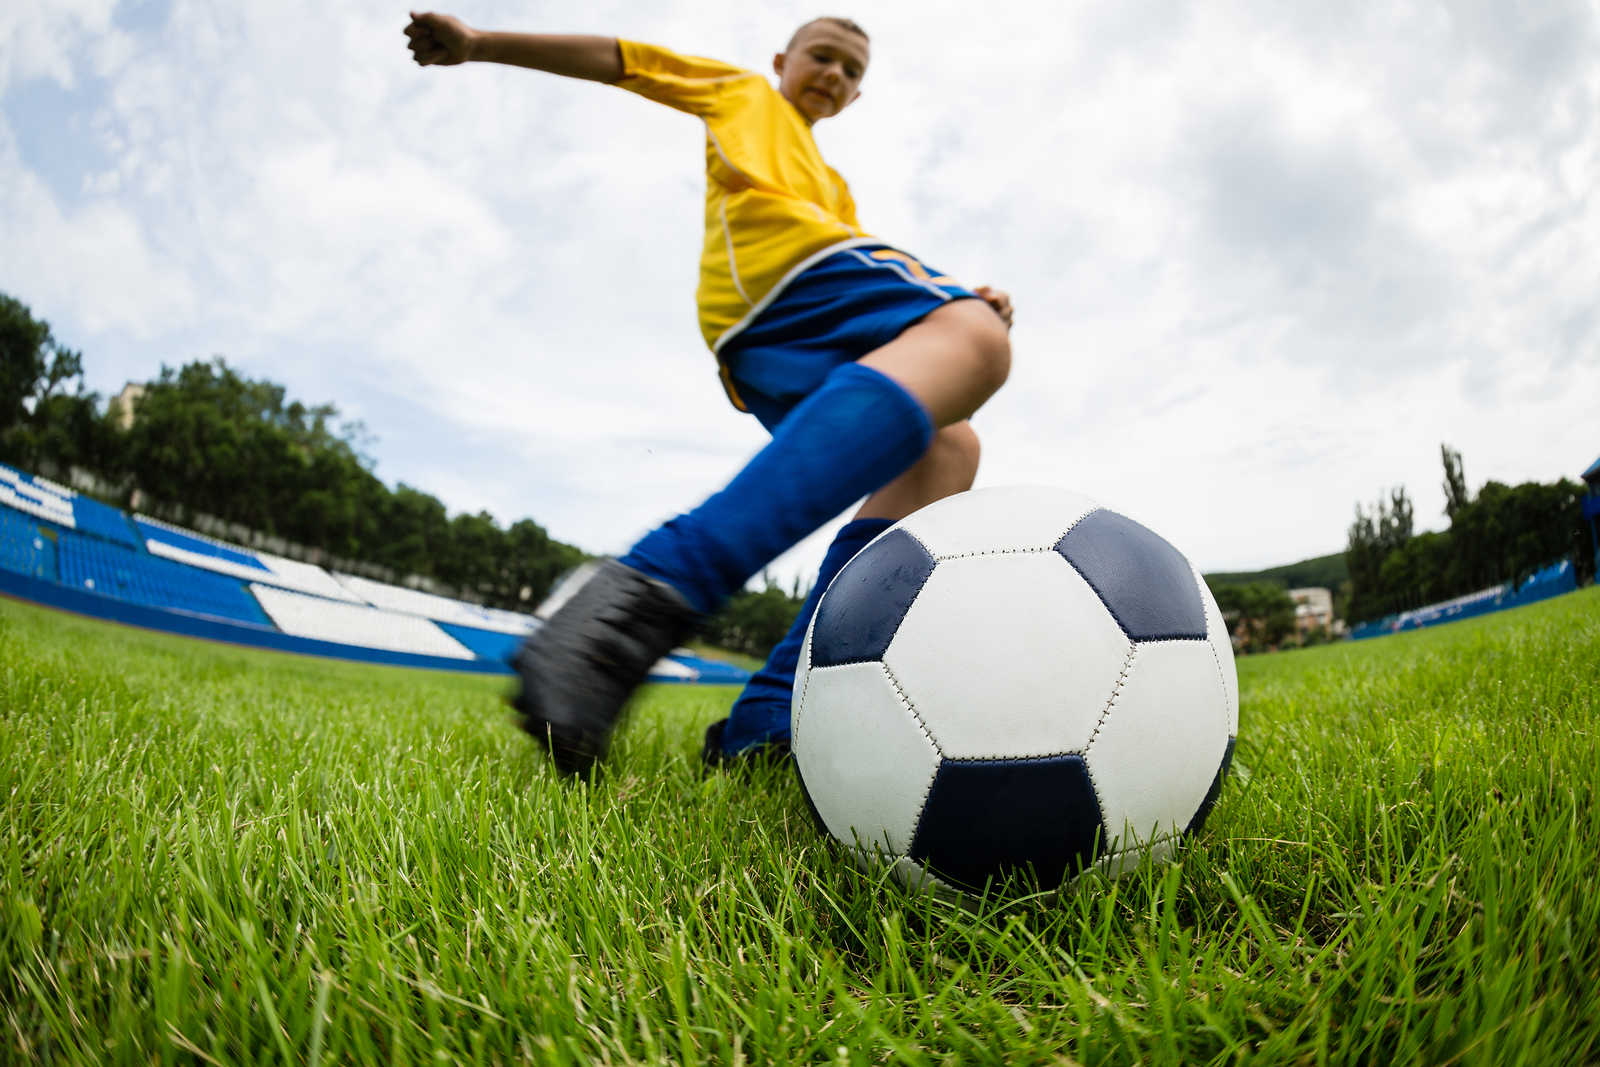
xmin=0 ymin=461 xmax=750 ymax=683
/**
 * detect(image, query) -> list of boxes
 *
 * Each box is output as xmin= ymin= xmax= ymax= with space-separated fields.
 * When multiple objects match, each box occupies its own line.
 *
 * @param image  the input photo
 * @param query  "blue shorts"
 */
xmin=719 ymin=245 xmax=978 ymax=432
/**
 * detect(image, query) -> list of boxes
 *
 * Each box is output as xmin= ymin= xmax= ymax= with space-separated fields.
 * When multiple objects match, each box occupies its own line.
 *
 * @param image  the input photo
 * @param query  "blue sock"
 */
xmin=618 ymin=362 xmax=932 ymax=614
xmin=720 ymin=517 xmax=894 ymax=754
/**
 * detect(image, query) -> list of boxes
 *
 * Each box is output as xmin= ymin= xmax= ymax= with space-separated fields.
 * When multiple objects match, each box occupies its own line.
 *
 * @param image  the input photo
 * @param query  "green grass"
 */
xmin=3 ymin=589 xmax=1598 ymax=1065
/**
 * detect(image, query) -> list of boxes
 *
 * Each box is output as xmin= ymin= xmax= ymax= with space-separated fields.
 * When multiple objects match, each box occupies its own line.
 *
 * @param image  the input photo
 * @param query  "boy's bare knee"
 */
xmin=862 ymin=298 xmax=1012 ymax=425
xmin=934 ymin=421 xmax=982 ymax=485
xmin=855 ymin=421 xmax=981 ymax=521
xmin=964 ymin=306 xmax=1011 ymax=394
xmin=938 ymin=297 xmax=1010 ymax=397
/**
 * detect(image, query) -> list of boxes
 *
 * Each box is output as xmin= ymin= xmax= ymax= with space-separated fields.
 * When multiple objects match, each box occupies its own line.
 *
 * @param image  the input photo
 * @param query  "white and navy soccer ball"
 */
xmin=792 ymin=485 xmax=1238 ymax=895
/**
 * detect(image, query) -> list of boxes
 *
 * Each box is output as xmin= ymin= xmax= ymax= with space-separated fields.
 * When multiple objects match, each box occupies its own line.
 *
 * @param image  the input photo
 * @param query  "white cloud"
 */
xmin=1 ymin=0 xmax=1596 ymax=591
xmin=0 ymin=0 xmax=117 ymax=91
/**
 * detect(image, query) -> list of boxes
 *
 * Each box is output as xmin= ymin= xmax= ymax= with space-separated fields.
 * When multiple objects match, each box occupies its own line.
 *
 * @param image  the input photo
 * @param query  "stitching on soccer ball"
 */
xmin=880 ymin=659 xmax=943 ymax=836
xmin=920 ymin=505 xmax=1099 ymax=562
xmin=880 ymin=659 xmax=942 ymax=759
xmin=1204 ymin=628 xmax=1233 ymax=728
xmin=1193 ymin=562 xmax=1237 ymax=731
xmin=1083 ymin=640 xmax=1137 ymax=768
xmin=942 ymin=750 xmax=1084 ymax=764
xmin=933 ymin=545 xmax=1056 ymax=562
xmin=792 ymin=627 xmax=814 ymax=741
xmin=1080 ymin=641 xmax=1134 ymax=856
xmin=903 ymin=527 xmax=936 ymax=558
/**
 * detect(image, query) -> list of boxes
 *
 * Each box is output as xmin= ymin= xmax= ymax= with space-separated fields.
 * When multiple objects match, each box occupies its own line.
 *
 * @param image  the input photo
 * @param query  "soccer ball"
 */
xmin=792 ymin=485 xmax=1238 ymax=895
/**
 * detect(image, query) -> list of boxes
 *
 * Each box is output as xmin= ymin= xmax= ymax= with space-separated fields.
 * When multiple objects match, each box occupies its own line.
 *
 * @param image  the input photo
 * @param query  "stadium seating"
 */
xmin=0 ymin=507 xmax=57 ymax=581
xmin=335 ymin=574 xmax=537 ymax=634
xmin=254 ymin=555 xmax=368 ymax=602
xmin=56 ymin=530 xmax=272 ymax=626
xmin=138 ymin=517 xmax=367 ymax=603
xmin=71 ymin=494 xmax=142 ymax=548
xmin=435 ymin=622 xmax=527 ymax=662
xmin=251 ymin=584 xmax=475 ymax=658
xmin=0 ymin=465 xmax=75 ymax=527
xmin=0 ymin=463 xmax=142 ymax=547
xmin=134 ymin=517 xmax=273 ymax=571
xmin=0 ymin=461 xmax=746 ymax=681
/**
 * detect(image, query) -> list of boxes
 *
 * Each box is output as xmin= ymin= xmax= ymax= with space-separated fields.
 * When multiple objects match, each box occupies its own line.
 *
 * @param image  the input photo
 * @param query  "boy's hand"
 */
xmin=406 ymin=11 xmax=476 ymax=66
xmin=975 ymin=287 xmax=1013 ymax=329
xmin=403 ymin=18 xmax=623 ymax=81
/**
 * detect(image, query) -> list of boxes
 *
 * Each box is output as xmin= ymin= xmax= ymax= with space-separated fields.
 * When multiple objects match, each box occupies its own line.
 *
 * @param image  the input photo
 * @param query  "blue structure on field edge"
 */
xmin=1583 ymin=454 xmax=1600 ymax=575
xmin=1349 ymin=559 xmax=1579 ymax=641
xmin=0 ymin=462 xmax=749 ymax=684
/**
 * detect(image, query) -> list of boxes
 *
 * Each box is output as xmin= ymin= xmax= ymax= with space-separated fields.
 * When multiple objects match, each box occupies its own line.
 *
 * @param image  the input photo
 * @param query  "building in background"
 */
xmin=108 ymin=383 xmax=146 ymax=430
xmin=1289 ymin=587 xmax=1337 ymax=640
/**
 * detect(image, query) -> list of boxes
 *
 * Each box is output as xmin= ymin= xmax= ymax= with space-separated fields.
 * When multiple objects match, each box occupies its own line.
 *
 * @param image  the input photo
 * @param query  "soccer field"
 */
xmin=3 ymin=591 xmax=1597 ymax=1065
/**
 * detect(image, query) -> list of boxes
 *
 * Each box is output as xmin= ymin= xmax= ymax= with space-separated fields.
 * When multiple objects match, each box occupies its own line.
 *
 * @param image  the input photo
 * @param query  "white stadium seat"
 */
xmin=0 ymin=467 xmax=76 ymax=528
xmin=137 ymin=515 xmax=367 ymax=603
xmin=251 ymin=584 xmax=475 ymax=659
xmin=334 ymin=573 xmax=537 ymax=634
xmin=255 ymin=555 xmax=369 ymax=603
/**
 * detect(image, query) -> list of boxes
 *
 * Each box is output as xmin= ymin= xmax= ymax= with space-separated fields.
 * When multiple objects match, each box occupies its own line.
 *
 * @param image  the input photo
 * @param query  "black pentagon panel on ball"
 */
xmin=1054 ymin=509 xmax=1207 ymax=641
xmin=908 ymin=755 xmax=1104 ymax=893
xmin=1185 ymin=735 xmax=1236 ymax=836
xmin=811 ymin=528 xmax=937 ymax=667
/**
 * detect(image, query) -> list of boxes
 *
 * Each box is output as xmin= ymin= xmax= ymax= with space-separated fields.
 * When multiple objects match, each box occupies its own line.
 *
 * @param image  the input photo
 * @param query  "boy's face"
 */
xmin=774 ymin=24 xmax=869 ymax=124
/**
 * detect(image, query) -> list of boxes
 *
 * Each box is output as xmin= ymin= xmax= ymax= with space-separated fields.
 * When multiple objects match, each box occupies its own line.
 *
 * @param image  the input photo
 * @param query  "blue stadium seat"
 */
xmin=134 ymin=518 xmax=271 ymax=571
xmin=0 ymin=464 xmax=75 ymax=527
xmin=0 ymin=505 xmax=58 ymax=581
xmin=71 ymin=495 xmax=142 ymax=548
xmin=56 ymin=531 xmax=272 ymax=626
xmin=435 ymin=622 xmax=524 ymax=662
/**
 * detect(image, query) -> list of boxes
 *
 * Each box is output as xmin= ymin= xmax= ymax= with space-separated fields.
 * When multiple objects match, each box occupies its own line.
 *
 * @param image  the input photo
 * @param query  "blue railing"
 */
xmin=1350 ymin=559 xmax=1578 ymax=640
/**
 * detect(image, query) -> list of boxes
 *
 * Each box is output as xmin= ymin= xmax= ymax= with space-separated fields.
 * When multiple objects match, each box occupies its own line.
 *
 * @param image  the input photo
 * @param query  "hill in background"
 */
xmin=1203 ymin=552 xmax=1348 ymax=592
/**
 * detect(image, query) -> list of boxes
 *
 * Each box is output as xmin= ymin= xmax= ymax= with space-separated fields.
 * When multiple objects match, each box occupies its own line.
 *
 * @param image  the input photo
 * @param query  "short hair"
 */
xmin=786 ymin=17 xmax=869 ymax=53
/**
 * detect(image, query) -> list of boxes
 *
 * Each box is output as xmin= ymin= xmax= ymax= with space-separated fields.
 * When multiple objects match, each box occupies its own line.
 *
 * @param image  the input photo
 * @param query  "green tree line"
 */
xmin=1345 ymin=445 xmax=1591 ymax=624
xmin=1202 ymin=583 xmax=1297 ymax=654
xmin=702 ymin=575 xmax=808 ymax=660
xmin=0 ymin=293 xmax=585 ymax=610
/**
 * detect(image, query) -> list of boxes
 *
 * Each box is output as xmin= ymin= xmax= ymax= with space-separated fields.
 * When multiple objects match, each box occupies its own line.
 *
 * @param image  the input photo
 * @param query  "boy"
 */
xmin=405 ymin=13 xmax=1013 ymax=775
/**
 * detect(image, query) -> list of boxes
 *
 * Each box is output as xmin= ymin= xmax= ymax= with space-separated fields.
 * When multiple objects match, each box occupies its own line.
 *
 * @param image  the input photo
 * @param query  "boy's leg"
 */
xmin=619 ymin=299 xmax=1009 ymax=613
xmin=710 ymin=517 xmax=893 ymax=760
xmin=514 ymin=299 xmax=1009 ymax=775
xmin=712 ymin=422 xmax=982 ymax=759
xmin=614 ymin=361 xmax=932 ymax=615
xmin=859 ymin=298 xmax=1011 ymax=427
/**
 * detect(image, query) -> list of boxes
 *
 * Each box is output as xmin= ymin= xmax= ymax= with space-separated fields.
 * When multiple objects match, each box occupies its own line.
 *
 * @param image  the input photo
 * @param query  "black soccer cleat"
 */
xmin=700 ymin=717 xmax=792 ymax=774
xmin=511 ymin=559 xmax=700 ymax=777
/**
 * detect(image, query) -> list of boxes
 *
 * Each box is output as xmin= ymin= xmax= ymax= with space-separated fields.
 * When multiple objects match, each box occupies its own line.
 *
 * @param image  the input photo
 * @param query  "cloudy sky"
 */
xmin=4 ymin=0 xmax=1596 ymax=587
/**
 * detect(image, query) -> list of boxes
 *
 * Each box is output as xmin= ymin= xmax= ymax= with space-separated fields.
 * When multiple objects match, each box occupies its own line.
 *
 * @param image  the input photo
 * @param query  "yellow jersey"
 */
xmin=615 ymin=40 xmax=884 ymax=353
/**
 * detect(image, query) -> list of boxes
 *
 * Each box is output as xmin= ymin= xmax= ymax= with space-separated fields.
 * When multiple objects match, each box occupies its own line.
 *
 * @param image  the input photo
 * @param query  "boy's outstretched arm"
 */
xmin=405 ymin=12 xmax=623 ymax=82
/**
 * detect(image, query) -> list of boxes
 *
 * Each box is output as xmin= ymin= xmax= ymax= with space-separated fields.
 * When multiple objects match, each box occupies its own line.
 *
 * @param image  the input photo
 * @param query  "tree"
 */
xmin=1442 ymin=444 xmax=1470 ymax=519
xmin=1343 ymin=447 xmax=1590 ymax=625
xmin=1209 ymin=582 xmax=1296 ymax=653
xmin=113 ymin=358 xmax=585 ymax=609
xmin=1444 ymin=478 xmax=1587 ymax=591
xmin=702 ymin=575 xmax=806 ymax=658
xmin=1345 ymin=487 xmax=1414 ymax=622
xmin=120 ymin=359 xmax=391 ymax=552
xmin=0 ymin=295 xmax=106 ymax=470
xmin=0 ymin=291 xmax=590 ymax=610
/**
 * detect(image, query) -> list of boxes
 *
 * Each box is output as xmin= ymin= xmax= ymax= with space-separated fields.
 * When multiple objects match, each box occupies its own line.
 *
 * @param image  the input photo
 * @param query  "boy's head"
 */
xmin=774 ymin=17 xmax=870 ymax=124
